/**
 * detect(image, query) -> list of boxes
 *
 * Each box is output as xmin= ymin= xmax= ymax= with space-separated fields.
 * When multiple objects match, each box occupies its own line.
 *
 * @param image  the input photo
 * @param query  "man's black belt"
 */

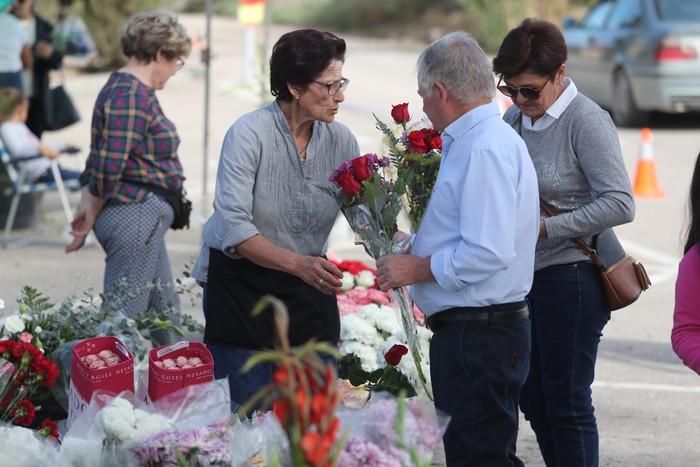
xmin=427 ymin=301 xmax=529 ymax=330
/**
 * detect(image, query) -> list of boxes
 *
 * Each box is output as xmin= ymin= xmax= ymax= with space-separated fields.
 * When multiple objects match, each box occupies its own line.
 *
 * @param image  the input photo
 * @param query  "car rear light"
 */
xmin=655 ymin=40 xmax=698 ymax=61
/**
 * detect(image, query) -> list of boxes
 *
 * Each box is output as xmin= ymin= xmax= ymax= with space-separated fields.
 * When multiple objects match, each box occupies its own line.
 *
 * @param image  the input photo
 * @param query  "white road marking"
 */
xmin=593 ymin=381 xmax=700 ymax=393
xmin=621 ymin=239 xmax=680 ymax=266
xmin=618 ymin=238 xmax=679 ymax=285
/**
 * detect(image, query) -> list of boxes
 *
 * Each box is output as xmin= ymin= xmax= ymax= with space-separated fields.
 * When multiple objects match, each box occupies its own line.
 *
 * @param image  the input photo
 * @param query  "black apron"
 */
xmin=204 ymin=248 xmax=340 ymax=349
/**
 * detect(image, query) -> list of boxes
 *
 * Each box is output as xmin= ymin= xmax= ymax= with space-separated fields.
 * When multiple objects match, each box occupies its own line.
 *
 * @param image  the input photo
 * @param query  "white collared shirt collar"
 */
xmin=522 ymin=77 xmax=578 ymax=131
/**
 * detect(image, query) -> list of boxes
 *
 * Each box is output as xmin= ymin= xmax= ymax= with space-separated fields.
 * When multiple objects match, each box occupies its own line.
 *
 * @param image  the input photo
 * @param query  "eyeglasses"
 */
xmin=497 ymin=77 xmax=549 ymax=100
xmin=312 ymin=78 xmax=350 ymax=96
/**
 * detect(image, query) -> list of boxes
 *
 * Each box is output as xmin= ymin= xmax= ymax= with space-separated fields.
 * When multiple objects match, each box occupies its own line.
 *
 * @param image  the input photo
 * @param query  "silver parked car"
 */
xmin=563 ymin=0 xmax=700 ymax=126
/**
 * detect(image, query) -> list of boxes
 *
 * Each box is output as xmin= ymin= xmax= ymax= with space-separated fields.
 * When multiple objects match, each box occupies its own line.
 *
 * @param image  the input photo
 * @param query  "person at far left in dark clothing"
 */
xmin=11 ymin=0 xmax=64 ymax=138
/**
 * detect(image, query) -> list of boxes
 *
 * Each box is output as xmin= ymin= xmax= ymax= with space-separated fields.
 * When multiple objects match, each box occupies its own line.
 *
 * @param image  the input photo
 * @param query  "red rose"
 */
xmin=335 ymin=171 xmax=362 ymax=198
xmin=390 ymin=103 xmax=410 ymax=124
xmin=407 ymin=130 xmax=428 ymax=153
xmin=351 ymin=156 xmax=372 ymax=182
xmin=384 ymin=344 xmax=409 ymax=366
xmin=429 ymin=135 xmax=442 ymax=151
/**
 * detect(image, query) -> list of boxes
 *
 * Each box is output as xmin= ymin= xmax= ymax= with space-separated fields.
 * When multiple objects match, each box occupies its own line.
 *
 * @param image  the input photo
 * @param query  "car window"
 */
xmin=655 ymin=0 xmax=700 ymax=21
xmin=608 ymin=0 xmax=644 ymax=29
xmin=582 ymin=1 xmax=615 ymax=29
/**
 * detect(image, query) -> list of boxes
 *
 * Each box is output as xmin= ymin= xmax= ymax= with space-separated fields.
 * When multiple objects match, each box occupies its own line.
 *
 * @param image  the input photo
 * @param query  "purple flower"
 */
xmin=339 ymin=435 xmax=402 ymax=467
xmin=330 ymin=160 xmax=354 ymax=184
xmin=133 ymin=422 xmax=231 ymax=466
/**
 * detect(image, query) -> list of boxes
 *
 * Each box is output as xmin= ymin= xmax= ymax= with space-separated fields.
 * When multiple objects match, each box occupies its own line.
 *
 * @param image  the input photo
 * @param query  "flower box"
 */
xmin=147 ymin=341 xmax=214 ymax=402
xmin=68 ymin=336 xmax=134 ymax=426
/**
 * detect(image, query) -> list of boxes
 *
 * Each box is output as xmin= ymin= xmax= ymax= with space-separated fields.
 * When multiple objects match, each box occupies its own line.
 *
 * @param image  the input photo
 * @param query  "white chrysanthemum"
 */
xmin=339 ymin=272 xmax=355 ymax=292
xmin=96 ymin=398 xmax=137 ymax=441
xmin=133 ymin=409 xmax=173 ymax=440
xmin=354 ymin=270 xmax=376 ymax=288
xmin=359 ymin=304 xmax=402 ymax=336
xmin=340 ymin=314 xmax=382 ymax=346
xmin=339 ymin=341 xmax=381 ymax=372
xmin=3 ymin=315 xmax=25 ymax=334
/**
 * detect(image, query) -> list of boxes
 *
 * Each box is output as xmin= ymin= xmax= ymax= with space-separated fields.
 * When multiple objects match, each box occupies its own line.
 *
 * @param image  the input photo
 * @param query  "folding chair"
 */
xmin=0 ymin=144 xmax=81 ymax=246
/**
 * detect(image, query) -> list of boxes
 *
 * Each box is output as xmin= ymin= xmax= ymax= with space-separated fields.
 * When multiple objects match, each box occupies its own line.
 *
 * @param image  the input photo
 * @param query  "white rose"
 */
xmin=355 ymin=270 xmax=376 ymax=288
xmin=339 ymin=272 xmax=355 ymax=292
xmin=3 ymin=315 xmax=25 ymax=334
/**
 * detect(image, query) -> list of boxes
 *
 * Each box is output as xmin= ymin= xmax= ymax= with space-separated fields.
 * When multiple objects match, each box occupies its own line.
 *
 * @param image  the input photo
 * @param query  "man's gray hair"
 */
xmin=417 ymin=32 xmax=495 ymax=104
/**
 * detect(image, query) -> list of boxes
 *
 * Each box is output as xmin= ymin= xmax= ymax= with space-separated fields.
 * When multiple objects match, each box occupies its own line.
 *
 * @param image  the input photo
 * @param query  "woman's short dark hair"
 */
xmin=685 ymin=153 xmax=700 ymax=253
xmin=270 ymin=29 xmax=346 ymax=102
xmin=493 ymin=18 xmax=567 ymax=80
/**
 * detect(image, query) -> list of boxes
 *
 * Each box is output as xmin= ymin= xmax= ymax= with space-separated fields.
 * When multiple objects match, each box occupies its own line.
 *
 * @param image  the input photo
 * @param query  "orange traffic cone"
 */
xmin=633 ymin=128 xmax=665 ymax=198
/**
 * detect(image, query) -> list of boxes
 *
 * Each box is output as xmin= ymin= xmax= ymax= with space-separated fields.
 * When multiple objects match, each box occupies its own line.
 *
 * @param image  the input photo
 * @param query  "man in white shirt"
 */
xmin=376 ymin=32 xmax=539 ymax=466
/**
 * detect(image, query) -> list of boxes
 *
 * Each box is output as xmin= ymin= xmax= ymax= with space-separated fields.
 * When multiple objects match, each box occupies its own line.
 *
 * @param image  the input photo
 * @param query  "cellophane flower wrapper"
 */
xmin=337 ymin=393 xmax=449 ymax=467
xmin=0 ymin=424 xmax=60 ymax=466
xmin=60 ymin=379 xmax=232 ymax=467
xmin=329 ymin=157 xmax=432 ymax=399
xmin=0 ymin=357 xmax=14 ymax=394
xmin=229 ymin=411 xmax=289 ymax=467
xmin=344 ymin=203 xmax=431 ymax=398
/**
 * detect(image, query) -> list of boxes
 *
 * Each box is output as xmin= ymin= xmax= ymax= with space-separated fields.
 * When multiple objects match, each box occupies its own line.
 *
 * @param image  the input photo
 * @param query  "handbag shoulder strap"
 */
xmin=540 ymin=199 xmax=605 ymax=269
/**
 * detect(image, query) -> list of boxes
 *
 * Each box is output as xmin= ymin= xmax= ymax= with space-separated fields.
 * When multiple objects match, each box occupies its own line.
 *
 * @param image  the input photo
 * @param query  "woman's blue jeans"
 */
xmin=521 ymin=262 xmax=611 ymax=467
xmin=207 ymin=342 xmax=337 ymax=414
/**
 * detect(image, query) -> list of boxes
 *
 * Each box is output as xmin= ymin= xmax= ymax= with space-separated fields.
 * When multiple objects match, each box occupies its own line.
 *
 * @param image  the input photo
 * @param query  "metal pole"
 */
xmin=202 ymin=0 xmax=212 ymax=220
xmin=260 ymin=0 xmax=272 ymax=105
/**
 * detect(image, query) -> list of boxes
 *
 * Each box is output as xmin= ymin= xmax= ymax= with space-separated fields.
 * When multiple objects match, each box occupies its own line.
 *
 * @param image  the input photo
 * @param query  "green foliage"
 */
xmin=15 ymin=282 xmax=203 ymax=359
xmin=455 ymin=0 xmax=527 ymax=52
xmin=180 ymin=0 xmax=238 ymax=15
xmin=62 ymin=0 xmax=163 ymax=70
xmin=277 ymin=0 xmax=453 ymax=31
xmin=338 ymin=354 xmax=416 ymax=398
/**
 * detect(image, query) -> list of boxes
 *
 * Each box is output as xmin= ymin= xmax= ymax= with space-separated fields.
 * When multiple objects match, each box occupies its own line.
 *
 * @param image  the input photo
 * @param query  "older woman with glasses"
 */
xmin=67 ymin=12 xmax=191 ymax=319
xmin=191 ymin=28 xmax=359 ymax=409
xmin=493 ymin=19 xmax=635 ymax=467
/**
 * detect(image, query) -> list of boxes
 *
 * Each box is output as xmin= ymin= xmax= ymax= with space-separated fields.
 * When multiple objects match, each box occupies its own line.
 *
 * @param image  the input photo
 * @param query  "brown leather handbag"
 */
xmin=540 ymin=200 xmax=651 ymax=311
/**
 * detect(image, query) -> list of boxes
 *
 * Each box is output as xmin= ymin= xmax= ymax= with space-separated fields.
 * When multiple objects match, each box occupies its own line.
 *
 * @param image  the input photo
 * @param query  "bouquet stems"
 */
xmin=391 ymin=288 xmax=432 ymax=400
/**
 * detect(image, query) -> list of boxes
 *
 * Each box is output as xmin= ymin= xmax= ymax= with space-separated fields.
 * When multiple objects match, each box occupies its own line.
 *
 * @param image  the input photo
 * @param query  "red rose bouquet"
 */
xmin=322 ymin=155 xmax=432 ymax=399
xmin=0 ymin=339 xmax=59 ymax=438
xmin=323 ymin=153 xmax=407 ymax=258
xmin=376 ymin=103 xmax=442 ymax=232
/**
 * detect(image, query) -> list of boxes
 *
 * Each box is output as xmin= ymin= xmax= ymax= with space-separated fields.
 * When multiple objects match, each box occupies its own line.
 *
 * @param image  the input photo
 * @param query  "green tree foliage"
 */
xmin=297 ymin=0 xmax=455 ymax=32
xmin=36 ymin=0 xmax=164 ymax=70
xmin=457 ymin=0 xmax=576 ymax=51
xmin=78 ymin=0 xmax=163 ymax=69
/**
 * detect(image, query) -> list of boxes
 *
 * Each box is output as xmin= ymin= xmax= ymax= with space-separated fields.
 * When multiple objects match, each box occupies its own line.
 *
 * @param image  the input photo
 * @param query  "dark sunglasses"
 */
xmin=497 ymin=77 xmax=549 ymax=100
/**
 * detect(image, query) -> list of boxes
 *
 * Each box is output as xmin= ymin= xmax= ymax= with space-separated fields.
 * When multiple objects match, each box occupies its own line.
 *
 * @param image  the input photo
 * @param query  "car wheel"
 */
xmin=612 ymin=71 xmax=649 ymax=127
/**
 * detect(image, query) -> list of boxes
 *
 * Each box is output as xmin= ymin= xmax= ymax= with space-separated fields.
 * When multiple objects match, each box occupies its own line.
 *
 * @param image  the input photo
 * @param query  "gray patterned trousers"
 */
xmin=94 ymin=193 xmax=179 ymax=317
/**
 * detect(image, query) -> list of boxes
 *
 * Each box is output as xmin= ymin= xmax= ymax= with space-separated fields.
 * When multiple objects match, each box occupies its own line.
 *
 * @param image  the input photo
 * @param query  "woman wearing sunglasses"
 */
xmin=493 ymin=18 xmax=635 ymax=467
